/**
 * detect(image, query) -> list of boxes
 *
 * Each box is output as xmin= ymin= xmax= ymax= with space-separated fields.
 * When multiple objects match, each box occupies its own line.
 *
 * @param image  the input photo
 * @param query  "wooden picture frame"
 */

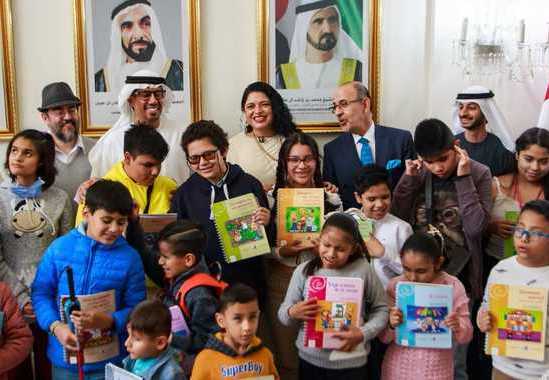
xmin=258 ymin=0 xmax=380 ymax=132
xmin=0 ymin=0 xmax=18 ymax=139
xmin=73 ymin=0 xmax=202 ymax=136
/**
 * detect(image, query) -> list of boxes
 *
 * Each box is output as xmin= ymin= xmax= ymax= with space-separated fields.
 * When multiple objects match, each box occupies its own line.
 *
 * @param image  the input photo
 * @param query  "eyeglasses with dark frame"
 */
xmin=186 ymin=149 xmax=219 ymax=165
xmin=330 ymin=98 xmax=364 ymax=113
xmin=132 ymin=89 xmax=166 ymax=101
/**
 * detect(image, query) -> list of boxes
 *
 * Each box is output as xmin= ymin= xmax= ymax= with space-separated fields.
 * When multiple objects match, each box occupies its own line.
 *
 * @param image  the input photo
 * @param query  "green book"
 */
xmin=356 ymin=216 xmax=374 ymax=242
xmin=503 ymin=211 xmax=519 ymax=258
xmin=212 ymin=193 xmax=271 ymax=263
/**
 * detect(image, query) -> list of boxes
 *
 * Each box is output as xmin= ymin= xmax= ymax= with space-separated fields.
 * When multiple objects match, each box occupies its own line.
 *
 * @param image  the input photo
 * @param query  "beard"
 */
xmin=122 ymin=39 xmax=156 ymax=62
xmin=307 ymin=32 xmax=337 ymax=51
xmin=52 ymin=120 xmax=79 ymax=144
xmin=461 ymin=113 xmax=486 ymax=130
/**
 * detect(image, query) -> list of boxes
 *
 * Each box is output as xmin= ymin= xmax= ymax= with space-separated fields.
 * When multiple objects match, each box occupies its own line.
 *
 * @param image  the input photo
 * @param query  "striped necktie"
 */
xmin=358 ymin=137 xmax=373 ymax=166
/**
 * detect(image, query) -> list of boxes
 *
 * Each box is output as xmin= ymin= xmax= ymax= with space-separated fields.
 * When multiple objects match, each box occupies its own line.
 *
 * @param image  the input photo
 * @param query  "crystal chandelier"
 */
xmin=452 ymin=17 xmax=549 ymax=82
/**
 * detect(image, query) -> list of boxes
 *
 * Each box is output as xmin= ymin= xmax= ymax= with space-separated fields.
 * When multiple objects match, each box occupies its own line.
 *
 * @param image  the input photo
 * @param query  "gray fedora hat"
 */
xmin=37 ymin=82 xmax=81 ymax=112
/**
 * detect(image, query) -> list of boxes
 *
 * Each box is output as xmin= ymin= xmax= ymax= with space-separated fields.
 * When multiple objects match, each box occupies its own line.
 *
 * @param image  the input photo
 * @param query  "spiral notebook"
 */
xmin=485 ymin=283 xmax=548 ymax=361
xmin=395 ymin=282 xmax=453 ymax=349
xmin=304 ymin=276 xmax=364 ymax=349
xmin=59 ymin=289 xmax=119 ymax=364
xmin=211 ymin=193 xmax=271 ymax=263
xmin=276 ymin=188 xmax=324 ymax=247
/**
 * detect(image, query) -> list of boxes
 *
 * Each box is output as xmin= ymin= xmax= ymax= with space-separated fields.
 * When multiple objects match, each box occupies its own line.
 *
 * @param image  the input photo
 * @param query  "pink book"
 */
xmin=304 ymin=276 xmax=364 ymax=349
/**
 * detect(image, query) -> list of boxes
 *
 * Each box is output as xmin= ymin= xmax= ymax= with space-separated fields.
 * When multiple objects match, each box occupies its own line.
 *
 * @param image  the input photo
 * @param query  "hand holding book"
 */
xmin=476 ymin=308 xmax=492 ymax=333
xmin=252 ymin=207 xmax=271 ymax=226
xmin=70 ymin=310 xmax=113 ymax=331
xmin=331 ymin=325 xmax=364 ymax=352
xmin=54 ymin=323 xmax=79 ymax=352
xmin=289 ymin=299 xmax=321 ymax=320
xmin=389 ymin=306 xmax=403 ymax=329
xmin=444 ymin=311 xmax=461 ymax=335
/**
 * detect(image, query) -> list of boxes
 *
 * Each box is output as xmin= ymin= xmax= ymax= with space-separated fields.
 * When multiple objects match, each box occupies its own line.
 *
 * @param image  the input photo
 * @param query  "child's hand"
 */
xmin=75 ymin=177 xmax=99 ymax=204
xmin=364 ymin=234 xmax=384 ymax=258
xmin=279 ymin=240 xmax=315 ymax=257
xmin=71 ymin=311 xmax=113 ymax=330
xmin=288 ymin=299 xmax=320 ymax=320
xmin=455 ymin=146 xmax=471 ymax=177
xmin=489 ymin=219 xmax=516 ymax=239
xmin=252 ymin=207 xmax=271 ymax=226
xmin=389 ymin=307 xmax=403 ymax=328
xmin=476 ymin=308 xmax=493 ymax=333
xmin=323 ymin=181 xmax=339 ymax=194
xmin=444 ymin=311 xmax=461 ymax=335
xmin=54 ymin=323 xmax=79 ymax=352
xmin=404 ymin=159 xmax=422 ymax=176
xmin=331 ymin=325 xmax=364 ymax=352
xmin=22 ymin=302 xmax=35 ymax=321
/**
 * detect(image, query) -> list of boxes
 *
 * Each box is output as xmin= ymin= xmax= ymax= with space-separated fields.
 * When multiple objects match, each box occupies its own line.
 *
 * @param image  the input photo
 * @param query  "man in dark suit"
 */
xmin=323 ymin=81 xmax=415 ymax=210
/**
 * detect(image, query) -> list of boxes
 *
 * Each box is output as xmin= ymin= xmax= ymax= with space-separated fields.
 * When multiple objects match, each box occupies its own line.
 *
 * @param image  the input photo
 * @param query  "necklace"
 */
xmin=250 ymin=132 xmax=280 ymax=162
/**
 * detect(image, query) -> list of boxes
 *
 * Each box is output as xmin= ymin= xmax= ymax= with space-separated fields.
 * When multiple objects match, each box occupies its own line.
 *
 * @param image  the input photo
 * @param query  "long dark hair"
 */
xmin=515 ymin=127 xmax=549 ymax=199
xmin=5 ymin=129 xmax=57 ymax=190
xmin=240 ymin=81 xmax=298 ymax=137
xmin=303 ymin=213 xmax=369 ymax=276
xmin=273 ymin=132 xmax=323 ymax=198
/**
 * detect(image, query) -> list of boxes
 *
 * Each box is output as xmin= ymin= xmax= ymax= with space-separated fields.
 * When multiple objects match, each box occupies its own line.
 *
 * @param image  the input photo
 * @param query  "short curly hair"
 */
xmin=180 ymin=120 xmax=229 ymax=156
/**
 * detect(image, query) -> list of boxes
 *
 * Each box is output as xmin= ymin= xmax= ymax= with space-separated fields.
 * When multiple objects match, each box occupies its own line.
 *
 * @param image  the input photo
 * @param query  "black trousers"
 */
xmin=298 ymin=358 xmax=367 ymax=380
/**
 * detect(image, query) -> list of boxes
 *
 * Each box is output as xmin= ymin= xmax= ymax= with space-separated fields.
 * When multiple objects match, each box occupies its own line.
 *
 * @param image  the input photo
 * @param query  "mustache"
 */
xmin=130 ymin=38 xmax=151 ymax=49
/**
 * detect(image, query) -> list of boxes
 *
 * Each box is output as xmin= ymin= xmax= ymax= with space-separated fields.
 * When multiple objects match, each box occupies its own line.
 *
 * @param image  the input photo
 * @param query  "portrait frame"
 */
xmin=258 ymin=0 xmax=380 ymax=133
xmin=0 ymin=0 xmax=18 ymax=139
xmin=73 ymin=0 xmax=202 ymax=136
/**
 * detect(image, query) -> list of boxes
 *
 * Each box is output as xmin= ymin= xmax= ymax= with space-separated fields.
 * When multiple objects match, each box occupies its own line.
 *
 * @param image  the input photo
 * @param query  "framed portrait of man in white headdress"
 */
xmin=259 ymin=0 xmax=380 ymax=132
xmin=0 ymin=0 xmax=17 ymax=138
xmin=74 ymin=0 xmax=201 ymax=136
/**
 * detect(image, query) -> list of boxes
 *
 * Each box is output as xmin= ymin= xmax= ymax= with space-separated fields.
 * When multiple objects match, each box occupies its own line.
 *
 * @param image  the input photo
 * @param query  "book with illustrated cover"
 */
xmin=59 ymin=289 xmax=119 ymax=364
xmin=276 ymin=188 xmax=324 ymax=247
xmin=485 ymin=283 xmax=548 ymax=361
xmin=211 ymin=193 xmax=271 ymax=263
xmin=395 ymin=282 xmax=453 ymax=349
xmin=304 ymin=276 xmax=364 ymax=349
xmin=503 ymin=211 xmax=519 ymax=258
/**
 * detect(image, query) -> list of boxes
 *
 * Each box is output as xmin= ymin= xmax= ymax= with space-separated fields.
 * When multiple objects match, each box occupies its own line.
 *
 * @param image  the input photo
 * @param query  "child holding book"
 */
xmin=278 ymin=213 xmax=388 ymax=377
xmin=170 ymin=120 xmax=271 ymax=291
xmin=191 ymin=283 xmax=279 ymax=380
xmin=123 ymin=300 xmax=184 ymax=379
xmin=477 ymin=200 xmax=549 ymax=380
xmin=31 ymin=180 xmax=146 ymax=379
xmin=347 ymin=164 xmax=413 ymax=289
xmin=380 ymin=232 xmax=473 ymax=380
xmin=267 ymin=132 xmax=341 ymax=380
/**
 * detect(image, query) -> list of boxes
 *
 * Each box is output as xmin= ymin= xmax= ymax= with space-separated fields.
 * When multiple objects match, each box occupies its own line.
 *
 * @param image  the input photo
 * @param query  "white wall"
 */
xmin=3 ymin=0 xmax=549 ymax=160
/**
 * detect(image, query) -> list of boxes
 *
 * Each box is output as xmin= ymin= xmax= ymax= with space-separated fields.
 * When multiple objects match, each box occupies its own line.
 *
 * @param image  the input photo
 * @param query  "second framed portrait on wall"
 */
xmin=74 ymin=0 xmax=201 ymax=136
xmin=258 ymin=0 xmax=380 ymax=132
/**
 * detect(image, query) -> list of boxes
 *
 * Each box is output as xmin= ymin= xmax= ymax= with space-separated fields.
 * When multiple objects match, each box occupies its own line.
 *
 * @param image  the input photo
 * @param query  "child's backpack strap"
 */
xmin=176 ymin=273 xmax=228 ymax=317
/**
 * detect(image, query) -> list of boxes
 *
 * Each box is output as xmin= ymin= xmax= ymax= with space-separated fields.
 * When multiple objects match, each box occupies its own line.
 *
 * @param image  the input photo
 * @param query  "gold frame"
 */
xmin=73 ymin=0 xmax=202 ymax=136
xmin=0 ymin=0 xmax=18 ymax=139
xmin=257 ymin=0 xmax=380 ymax=133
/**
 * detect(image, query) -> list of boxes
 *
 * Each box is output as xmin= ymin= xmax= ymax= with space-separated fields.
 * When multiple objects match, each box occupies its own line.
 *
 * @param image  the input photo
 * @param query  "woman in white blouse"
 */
xmin=227 ymin=81 xmax=298 ymax=191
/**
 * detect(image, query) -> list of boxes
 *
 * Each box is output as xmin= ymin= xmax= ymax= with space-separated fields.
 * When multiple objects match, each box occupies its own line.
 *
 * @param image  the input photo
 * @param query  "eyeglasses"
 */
xmin=132 ymin=89 xmax=166 ymax=101
xmin=330 ymin=98 xmax=364 ymax=113
xmin=186 ymin=149 xmax=218 ymax=165
xmin=513 ymin=227 xmax=549 ymax=241
xmin=287 ymin=155 xmax=316 ymax=165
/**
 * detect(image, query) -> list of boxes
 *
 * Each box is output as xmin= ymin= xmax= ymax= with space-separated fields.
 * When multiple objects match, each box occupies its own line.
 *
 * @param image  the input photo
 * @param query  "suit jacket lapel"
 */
xmin=342 ymin=132 xmax=361 ymax=169
xmin=374 ymin=125 xmax=386 ymax=163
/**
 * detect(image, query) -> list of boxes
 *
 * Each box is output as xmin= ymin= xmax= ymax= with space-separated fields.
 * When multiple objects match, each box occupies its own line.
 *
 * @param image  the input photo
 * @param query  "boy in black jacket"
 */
xmin=170 ymin=120 xmax=271 ymax=295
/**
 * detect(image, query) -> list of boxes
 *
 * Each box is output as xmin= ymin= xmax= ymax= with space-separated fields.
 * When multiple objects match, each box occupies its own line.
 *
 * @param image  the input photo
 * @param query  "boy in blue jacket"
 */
xmin=31 ymin=180 xmax=146 ymax=379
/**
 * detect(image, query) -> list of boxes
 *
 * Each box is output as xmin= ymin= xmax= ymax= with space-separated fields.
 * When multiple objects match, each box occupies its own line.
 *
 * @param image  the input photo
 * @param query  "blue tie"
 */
xmin=358 ymin=137 xmax=373 ymax=166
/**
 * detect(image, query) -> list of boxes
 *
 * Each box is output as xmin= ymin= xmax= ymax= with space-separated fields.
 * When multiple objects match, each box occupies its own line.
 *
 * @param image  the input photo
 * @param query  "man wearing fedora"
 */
xmin=38 ymin=82 xmax=95 ymax=217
